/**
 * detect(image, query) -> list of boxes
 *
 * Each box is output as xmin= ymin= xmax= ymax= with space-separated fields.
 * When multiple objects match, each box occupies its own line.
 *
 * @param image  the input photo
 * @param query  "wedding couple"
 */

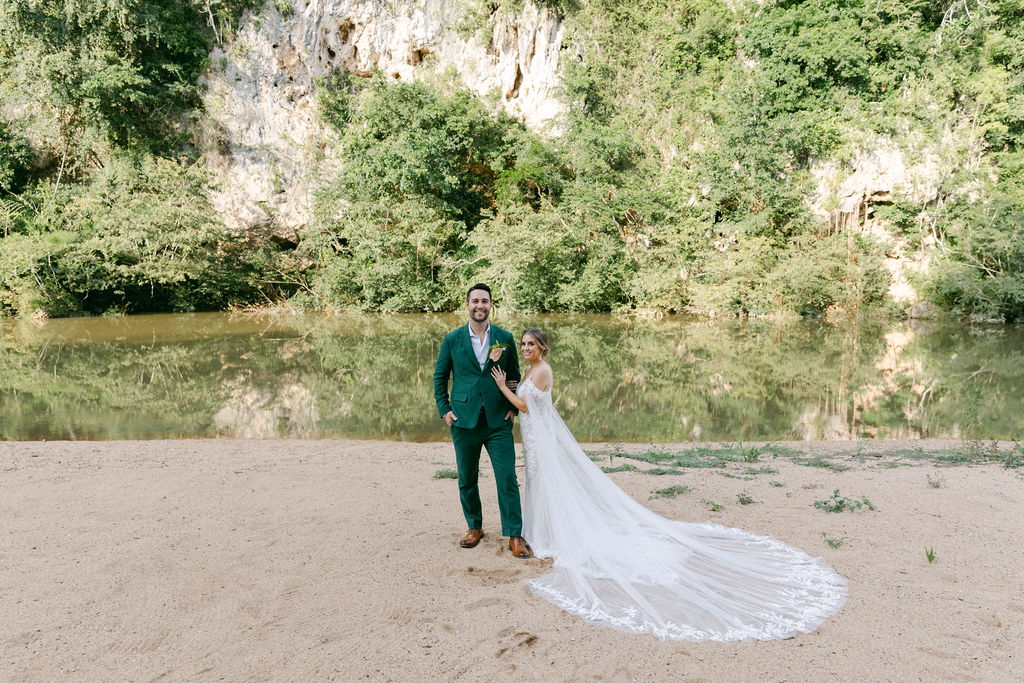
xmin=433 ymin=283 xmax=848 ymax=641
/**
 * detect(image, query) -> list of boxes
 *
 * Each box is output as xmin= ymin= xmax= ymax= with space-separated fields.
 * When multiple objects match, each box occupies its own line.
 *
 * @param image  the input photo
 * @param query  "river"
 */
xmin=1 ymin=312 xmax=1021 ymax=442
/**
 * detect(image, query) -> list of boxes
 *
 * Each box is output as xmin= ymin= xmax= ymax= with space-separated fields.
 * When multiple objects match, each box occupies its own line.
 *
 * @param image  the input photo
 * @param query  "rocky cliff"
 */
xmin=200 ymin=0 xmax=976 ymax=309
xmin=201 ymin=0 xmax=565 ymax=243
xmin=810 ymin=120 xmax=981 ymax=307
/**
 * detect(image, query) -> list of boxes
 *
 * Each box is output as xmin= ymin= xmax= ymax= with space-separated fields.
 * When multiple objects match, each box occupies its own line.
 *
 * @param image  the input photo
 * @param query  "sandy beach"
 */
xmin=1 ymin=438 xmax=1022 ymax=681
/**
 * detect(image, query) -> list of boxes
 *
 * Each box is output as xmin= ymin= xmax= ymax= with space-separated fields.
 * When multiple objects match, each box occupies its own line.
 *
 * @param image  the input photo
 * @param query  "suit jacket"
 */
xmin=434 ymin=323 xmax=521 ymax=430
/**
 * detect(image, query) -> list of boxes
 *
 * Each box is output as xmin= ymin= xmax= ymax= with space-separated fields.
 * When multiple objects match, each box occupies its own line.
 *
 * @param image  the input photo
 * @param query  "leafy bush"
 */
xmin=3 ymin=0 xmax=1024 ymax=318
xmin=0 ymin=155 xmax=277 ymax=316
xmin=928 ymin=151 xmax=1024 ymax=322
xmin=0 ymin=124 xmax=32 ymax=193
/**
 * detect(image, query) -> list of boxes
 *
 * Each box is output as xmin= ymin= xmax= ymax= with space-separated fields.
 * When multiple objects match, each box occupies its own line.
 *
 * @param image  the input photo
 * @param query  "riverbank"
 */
xmin=2 ymin=439 xmax=1022 ymax=680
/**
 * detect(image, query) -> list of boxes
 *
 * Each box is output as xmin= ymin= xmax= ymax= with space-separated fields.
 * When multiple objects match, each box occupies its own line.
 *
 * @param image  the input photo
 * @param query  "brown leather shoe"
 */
xmin=460 ymin=529 xmax=484 ymax=548
xmin=508 ymin=536 xmax=532 ymax=558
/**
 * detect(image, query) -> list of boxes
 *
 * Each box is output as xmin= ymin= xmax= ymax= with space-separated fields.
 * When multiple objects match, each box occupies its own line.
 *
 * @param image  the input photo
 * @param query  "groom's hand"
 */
xmin=443 ymin=411 xmax=457 ymax=426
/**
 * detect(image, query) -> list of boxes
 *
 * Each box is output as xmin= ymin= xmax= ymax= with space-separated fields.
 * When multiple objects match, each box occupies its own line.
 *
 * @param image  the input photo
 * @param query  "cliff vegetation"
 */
xmin=2 ymin=0 xmax=1022 ymax=319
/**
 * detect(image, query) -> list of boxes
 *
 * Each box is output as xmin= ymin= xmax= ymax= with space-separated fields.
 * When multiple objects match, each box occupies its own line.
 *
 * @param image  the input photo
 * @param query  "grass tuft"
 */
xmin=821 ymin=532 xmax=845 ymax=548
xmin=649 ymin=485 xmax=693 ymax=499
xmin=601 ymin=463 xmax=639 ymax=474
xmin=796 ymin=457 xmax=851 ymax=472
xmin=433 ymin=468 xmax=458 ymax=479
xmin=813 ymin=489 xmax=876 ymax=513
xmin=644 ymin=467 xmax=688 ymax=476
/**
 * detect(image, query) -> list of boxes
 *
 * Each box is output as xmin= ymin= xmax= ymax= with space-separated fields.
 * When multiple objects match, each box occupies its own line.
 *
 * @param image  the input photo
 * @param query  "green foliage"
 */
xmin=813 ymin=489 xmax=876 ymax=513
xmin=309 ymin=73 xmax=639 ymax=313
xmin=309 ymin=75 xmax=522 ymax=311
xmin=601 ymin=463 xmax=639 ymax=473
xmin=0 ymin=0 xmax=286 ymax=317
xmin=321 ymin=76 xmax=518 ymax=226
xmin=928 ymin=150 xmax=1024 ymax=322
xmin=3 ymin=0 xmax=1024 ymax=317
xmin=274 ymin=0 xmax=294 ymax=18
xmin=0 ymin=0 xmax=243 ymax=167
xmin=821 ymin=532 xmax=845 ymax=549
xmin=1000 ymin=443 xmax=1024 ymax=469
xmin=0 ymin=155 xmax=280 ymax=316
xmin=0 ymin=124 xmax=32 ymax=193
xmin=433 ymin=468 xmax=458 ymax=479
xmin=700 ymin=498 xmax=724 ymax=511
xmin=649 ymin=484 xmax=692 ymax=499
xmin=797 ymin=456 xmax=852 ymax=472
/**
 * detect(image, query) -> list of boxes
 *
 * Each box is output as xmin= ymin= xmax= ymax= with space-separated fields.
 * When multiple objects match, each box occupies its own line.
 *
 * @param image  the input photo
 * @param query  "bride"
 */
xmin=490 ymin=328 xmax=847 ymax=642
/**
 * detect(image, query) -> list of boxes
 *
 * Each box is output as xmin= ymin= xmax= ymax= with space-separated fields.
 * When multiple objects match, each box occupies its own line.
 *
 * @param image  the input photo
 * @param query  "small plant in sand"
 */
xmin=601 ymin=463 xmax=639 ymax=474
xmin=926 ymin=473 xmax=945 ymax=488
xmin=700 ymin=498 xmax=724 ymax=512
xmin=650 ymin=484 xmax=693 ymax=499
xmin=796 ymin=456 xmax=851 ymax=472
xmin=925 ymin=546 xmax=936 ymax=564
xmin=813 ymin=489 xmax=876 ymax=513
xmin=644 ymin=467 xmax=688 ymax=476
xmin=736 ymin=491 xmax=755 ymax=505
xmin=739 ymin=440 xmax=760 ymax=463
xmin=1000 ymin=441 xmax=1024 ymax=469
xmin=769 ymin=480 xmax=785 ymax=487
xmin=433 ymin=468 xmax=458 ymax=479
xmin=821 ymin=532 xmax=845 ymax=549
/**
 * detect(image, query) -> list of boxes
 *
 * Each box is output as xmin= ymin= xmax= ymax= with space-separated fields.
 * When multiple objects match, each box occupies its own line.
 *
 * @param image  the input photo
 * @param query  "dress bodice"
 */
xmin=516 ymin=376 xmax=553 ymax=479
xmin=517 ymin=376 xmax=551 ymax=403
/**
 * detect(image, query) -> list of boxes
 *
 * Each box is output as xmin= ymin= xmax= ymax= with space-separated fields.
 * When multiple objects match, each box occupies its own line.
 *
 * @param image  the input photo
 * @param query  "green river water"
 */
xmin=1 ymin=312 xmax=1021 ymax=442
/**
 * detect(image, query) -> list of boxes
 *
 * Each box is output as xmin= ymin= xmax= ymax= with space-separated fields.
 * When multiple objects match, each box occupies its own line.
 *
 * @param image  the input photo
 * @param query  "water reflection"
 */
xmin=1 ymin=312 xmax=1021 ymax=441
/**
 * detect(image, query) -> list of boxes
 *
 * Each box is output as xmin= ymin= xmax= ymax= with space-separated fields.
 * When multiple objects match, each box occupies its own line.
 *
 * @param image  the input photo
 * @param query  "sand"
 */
xmin=1 ymin=438 xmax=1022 ymax=681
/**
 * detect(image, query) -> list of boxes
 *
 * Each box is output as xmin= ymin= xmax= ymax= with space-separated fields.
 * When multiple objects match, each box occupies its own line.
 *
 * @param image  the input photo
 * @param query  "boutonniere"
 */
xmin=488 ymin=342 xmax=507 ymax=363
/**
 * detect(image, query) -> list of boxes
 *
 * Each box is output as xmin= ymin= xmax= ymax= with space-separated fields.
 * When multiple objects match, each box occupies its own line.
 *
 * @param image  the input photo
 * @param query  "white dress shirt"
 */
xmin=468 ymin=323 xmax=490 ymax=370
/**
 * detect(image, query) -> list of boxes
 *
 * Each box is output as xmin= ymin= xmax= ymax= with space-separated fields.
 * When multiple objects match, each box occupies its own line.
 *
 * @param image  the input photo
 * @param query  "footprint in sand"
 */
xmin=464 ymin=566 xmax=524 ymax=585
xmin=495 ymin=630 xmax=538 ymax=657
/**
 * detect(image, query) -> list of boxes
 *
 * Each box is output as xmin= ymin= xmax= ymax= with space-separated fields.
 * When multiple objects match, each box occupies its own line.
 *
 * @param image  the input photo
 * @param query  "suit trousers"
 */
xmin=451 ymin=417 xmax=523 ymax=537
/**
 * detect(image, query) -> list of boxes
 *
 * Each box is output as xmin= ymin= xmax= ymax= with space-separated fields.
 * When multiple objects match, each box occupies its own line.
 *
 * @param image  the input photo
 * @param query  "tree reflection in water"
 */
xmin=1 ymin=312 xmax=1021 ymax=441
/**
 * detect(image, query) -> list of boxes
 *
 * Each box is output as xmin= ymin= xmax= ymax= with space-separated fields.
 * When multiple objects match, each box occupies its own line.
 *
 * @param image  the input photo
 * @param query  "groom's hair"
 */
xmin=466 ymin=283 xmax=492 ymax=301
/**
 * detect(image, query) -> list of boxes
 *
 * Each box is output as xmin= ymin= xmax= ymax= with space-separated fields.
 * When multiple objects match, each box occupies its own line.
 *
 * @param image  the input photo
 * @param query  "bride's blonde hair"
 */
xmin=521 ymin=328 xmax=549 ymax=358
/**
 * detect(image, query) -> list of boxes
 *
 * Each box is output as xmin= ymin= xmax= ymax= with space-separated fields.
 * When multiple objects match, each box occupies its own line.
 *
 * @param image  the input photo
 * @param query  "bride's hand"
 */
xmin=490 ymin=366 xmax=506 ymax=387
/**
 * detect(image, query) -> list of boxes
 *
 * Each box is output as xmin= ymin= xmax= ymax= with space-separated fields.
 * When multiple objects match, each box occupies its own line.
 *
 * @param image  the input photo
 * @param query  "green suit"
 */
xmin=434 ymin=323 xmax=522 ymax=536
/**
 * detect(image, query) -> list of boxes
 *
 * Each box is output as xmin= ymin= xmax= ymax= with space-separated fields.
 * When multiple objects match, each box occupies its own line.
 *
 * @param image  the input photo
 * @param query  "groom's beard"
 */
xmin=470 ymin=308 xmax=490 ymax=322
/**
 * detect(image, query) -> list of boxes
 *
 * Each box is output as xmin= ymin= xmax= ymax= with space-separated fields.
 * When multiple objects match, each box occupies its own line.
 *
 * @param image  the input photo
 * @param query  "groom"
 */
xmin=433 ymin=283 xmax=531 ymax=559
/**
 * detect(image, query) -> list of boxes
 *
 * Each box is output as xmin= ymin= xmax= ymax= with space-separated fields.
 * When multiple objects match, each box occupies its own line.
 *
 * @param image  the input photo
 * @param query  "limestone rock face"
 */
xmin=810 ymin=132 xmax=972 ymax=304
xmin=201 ymin=0 xmax=565 ymax=241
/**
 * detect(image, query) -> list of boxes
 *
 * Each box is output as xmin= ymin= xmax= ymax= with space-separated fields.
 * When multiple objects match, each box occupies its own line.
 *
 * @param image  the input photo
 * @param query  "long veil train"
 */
xmin=516 ymin=377 xmax=847 ymax=641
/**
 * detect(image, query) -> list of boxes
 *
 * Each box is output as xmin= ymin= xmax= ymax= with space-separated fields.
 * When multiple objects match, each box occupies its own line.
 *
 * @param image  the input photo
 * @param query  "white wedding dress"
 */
xmin=516 ymin=377 xmax=847 ymax=641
